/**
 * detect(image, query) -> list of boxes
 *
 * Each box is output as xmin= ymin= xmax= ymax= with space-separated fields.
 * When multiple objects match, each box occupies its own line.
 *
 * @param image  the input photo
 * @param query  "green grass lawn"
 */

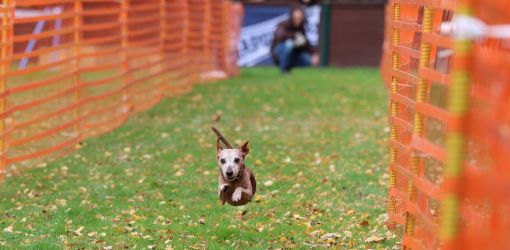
xmin=0 ymin=67 xmax=396 ymax=249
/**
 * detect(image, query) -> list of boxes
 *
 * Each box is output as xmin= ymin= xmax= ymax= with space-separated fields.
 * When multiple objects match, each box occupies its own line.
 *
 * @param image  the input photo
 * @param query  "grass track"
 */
xmin=0 ymin=67 xmax=397 ymax=249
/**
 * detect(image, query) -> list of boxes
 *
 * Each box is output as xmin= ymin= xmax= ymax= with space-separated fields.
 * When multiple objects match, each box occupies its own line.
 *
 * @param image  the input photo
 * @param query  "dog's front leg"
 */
xmin=220 ymin=184 xmax=230 ymax=192
xmin=218 ymin=175 xmax=229 ymax=205
xmin=218 ymin=185 xmax=229 ymax=205
xmin=219 ymin=175 xmax=230 ymax=195
xmin=232 ymin=187 xmax=253 ymax=203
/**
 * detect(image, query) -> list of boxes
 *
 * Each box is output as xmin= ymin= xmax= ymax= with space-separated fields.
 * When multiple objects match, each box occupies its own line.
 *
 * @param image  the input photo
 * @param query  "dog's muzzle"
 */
xmin=226 ymin=170 xmax=234 ymax=178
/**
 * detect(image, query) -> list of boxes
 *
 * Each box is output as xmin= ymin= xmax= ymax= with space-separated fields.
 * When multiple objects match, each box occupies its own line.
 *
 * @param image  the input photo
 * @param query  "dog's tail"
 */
xmin=211 ymin=126 xmax=233 ymax=148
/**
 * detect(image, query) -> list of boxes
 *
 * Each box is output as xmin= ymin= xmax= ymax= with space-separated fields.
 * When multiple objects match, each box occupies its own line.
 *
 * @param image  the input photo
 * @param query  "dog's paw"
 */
xmin=220 ymin=184 xmax=230 ymax=192
xmin=232 ymin=189 xmax=242 ymax=202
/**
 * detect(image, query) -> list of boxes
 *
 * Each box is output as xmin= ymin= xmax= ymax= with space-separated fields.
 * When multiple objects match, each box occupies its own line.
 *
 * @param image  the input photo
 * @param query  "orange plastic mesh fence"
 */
xmin=0 ymin=0 xmax=242 ymax=176
xmin=382 ymin=0 xmax=510 ymax=249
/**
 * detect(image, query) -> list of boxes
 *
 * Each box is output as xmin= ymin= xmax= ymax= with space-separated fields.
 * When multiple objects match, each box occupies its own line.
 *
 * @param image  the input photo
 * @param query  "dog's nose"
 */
xmin=226 ymin=170 xmax=233 ymax=177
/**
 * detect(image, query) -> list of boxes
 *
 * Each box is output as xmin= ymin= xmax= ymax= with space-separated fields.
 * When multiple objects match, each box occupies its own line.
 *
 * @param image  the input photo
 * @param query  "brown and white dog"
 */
xmin=217 ymin=139 xmax=256 ymax=206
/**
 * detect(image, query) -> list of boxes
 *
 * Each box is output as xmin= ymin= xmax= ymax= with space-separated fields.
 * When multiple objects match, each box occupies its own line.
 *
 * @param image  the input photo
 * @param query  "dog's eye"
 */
xmin=220 ymin=159 xmax=226 ymax=164
xmin=234 ymin=158 xmax=240 ymax=163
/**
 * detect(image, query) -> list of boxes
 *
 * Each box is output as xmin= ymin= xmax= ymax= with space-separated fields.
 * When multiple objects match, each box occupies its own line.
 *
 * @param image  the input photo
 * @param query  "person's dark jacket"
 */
xmin=270 ymin=20 xmax=315 ymax=63
xmin=299 ymin=0 xmax=318 ymax=6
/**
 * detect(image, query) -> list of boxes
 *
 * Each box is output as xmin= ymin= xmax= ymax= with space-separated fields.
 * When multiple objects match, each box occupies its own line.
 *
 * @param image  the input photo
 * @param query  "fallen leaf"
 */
xmin=365 ymin=235 xmax=386 ymax=243
xmin=114 ymin=226 xmax=126 ymax=233
xmin=359 ymin=220 xmax=369 ymax=227
xmin=55 ymin=199 xmax=67 ymax=207
xmin=343 ymin=230 xmax=353 ymax=239
xmin=308 ymin=230 xmax=320 ymax=237
xmin=283 ymin=156 xmax=292 ymax=163
xmin=254 ymin=195 xmax=263 ymax=203
xmin=321 ymin=233 xmax=339 ymax=239
xmin=329 ymin=164 xmax=336 ymax=172
xmin=256 ymin=223 xmax=264 ymax=232
xmin=293 ymin=214 xmax=306 ymax=220
xmin=74 ymin=226 xmax=84 ymax=236
xmin=3 ymin=225 xmax=13 ymax=233
xmin=212 ymin=113 xmax=221 ymax=122
xmin=236 ymin=210 xmax=247 ymax=220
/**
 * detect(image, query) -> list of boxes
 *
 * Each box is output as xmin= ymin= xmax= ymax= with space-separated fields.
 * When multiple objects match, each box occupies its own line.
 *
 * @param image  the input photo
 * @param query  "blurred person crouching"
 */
xmin=271 ymin=5 xmax=319 ymax=74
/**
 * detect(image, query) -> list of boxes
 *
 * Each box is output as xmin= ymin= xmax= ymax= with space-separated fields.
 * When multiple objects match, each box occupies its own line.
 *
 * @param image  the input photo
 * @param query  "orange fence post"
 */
xmin=120 ymin=0 xmax=131 ymax=110
xmin=73 ymin=0 xmax=82 ymax=134
xmin=183 ymin=0 xmax=191 ymax=87
xmin=221 ymin=2 xmax=229 ymax=75
xmin=217 ymin=1 xmax=234 ymax=76
xmin=0 ymin=0 xmax=12 ymax=179
xmin=387 ymin=0 xmax=400 ymax=230
xmin=404 ymin=5 xmax=434 ymax=245
xmin=159 ymin=0 xmax=167 ymax=95
xmin=203 ymin=0 xmax=211 ymax=76
xmin=439 ymin=2 xmax=472 ymax=249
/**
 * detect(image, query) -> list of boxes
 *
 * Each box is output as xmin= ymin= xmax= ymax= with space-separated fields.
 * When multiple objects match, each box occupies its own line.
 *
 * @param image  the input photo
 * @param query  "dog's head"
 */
xmin=216 ymin=140 xmax=249 ymax=181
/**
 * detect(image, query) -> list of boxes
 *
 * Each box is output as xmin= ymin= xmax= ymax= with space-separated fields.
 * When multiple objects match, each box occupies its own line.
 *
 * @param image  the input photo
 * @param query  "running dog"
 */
xmin=214 ymin=130 xmax=256 ymax=206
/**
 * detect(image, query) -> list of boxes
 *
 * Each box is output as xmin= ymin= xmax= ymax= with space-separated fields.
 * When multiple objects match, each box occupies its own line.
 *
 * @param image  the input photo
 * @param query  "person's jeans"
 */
xmin=273 ymin=39 xmax=311 ymax=72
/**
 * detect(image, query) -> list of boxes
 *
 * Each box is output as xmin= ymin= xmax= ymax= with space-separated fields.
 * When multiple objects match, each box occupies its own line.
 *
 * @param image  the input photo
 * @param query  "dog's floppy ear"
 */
xmin=217 ymin=138 xmax=224 ymax=154
xmin=239 ymin=141 xmax=249 ymax=157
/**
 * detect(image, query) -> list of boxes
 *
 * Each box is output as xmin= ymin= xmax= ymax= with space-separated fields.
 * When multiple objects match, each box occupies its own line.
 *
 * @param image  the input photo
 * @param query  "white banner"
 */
xmin=238 ymin=14 xmax=288 ymax=66
xmin=238 ymin=6 xmax=321 ymax=67
xmin=15 ymin=7 xmax=63 ymax=18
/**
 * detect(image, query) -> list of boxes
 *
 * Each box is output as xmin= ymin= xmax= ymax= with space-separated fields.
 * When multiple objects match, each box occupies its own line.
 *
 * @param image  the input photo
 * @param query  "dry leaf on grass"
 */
xmin=198 ymin=218 xmax=205 ymax=225
xmin=3 ymin=225 xmax=13 ymax=233
xmin=359 ymin=220 xmax=369 ymax=227
xmin=309 ymin=230 xmax=321 ymax=237
xmin=365 ymin=235 xmax=386 ymax=243
xmin=283 ymin=156 xmax=292 ymax=163
xmin=73 ymin=226 xmax=84 ymax=236
xmin=321 ymin=233 xmax=340 ymax=239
